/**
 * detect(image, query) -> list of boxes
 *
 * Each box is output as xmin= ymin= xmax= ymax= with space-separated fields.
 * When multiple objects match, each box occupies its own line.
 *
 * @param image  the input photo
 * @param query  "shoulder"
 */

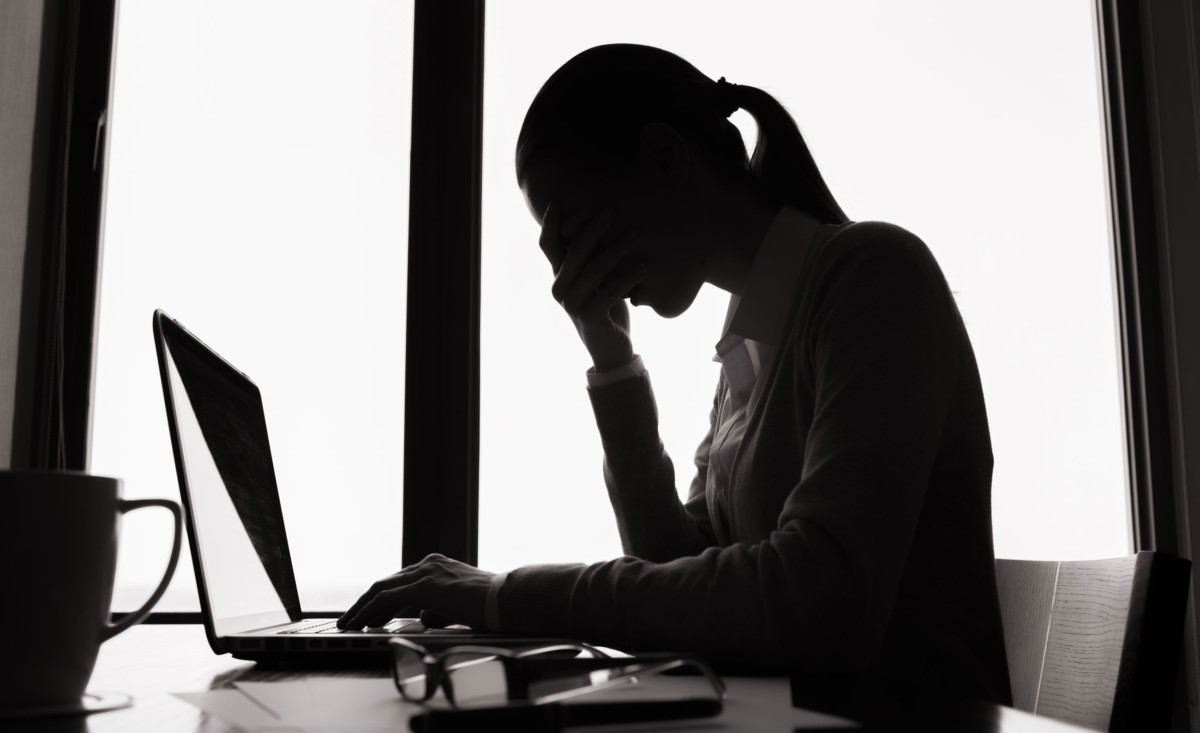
xmin=799 ymin=220 xmax=958 ymax=338
xmin=835 ymin=219 xmax=919 ymax=243
xmin=786 ymin=220 xmax=965 ymax=372
xmin=817 ymin=220 xmax=946 ymax=287
xmin=829 ymin=220 xmax=933 ymax=261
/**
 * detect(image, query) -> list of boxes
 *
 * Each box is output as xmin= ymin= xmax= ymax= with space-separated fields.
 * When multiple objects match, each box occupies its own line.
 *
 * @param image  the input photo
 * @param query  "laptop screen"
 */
xmin=156 ymin=313 xmax=301 ymax=635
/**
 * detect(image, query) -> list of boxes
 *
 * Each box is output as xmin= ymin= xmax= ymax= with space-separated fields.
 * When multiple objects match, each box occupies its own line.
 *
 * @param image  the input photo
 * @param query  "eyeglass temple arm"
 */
xmin=508 ymin=655 xmax=691 ymax=698
xmin=504 ymin=656 xmax=628 ymax=700
xmin=512 ymin=656 xmax=643 ymax=676
xmin=509 ymin=655 xmax=726 ymax=704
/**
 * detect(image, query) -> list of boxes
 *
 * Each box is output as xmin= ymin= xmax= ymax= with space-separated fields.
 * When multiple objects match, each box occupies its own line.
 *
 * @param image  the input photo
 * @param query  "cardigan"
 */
xmin=496 ymin=219 xmax=1013 ymax=716
xmin=705 ymin=207 xmax=832 ymax=528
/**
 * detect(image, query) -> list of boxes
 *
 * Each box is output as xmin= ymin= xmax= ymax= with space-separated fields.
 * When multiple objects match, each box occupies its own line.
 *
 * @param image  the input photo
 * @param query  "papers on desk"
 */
xmin=174 ymin=677 xmax=422 ymax=732
xmin=174 ymin=676 xmax=858 ymax=732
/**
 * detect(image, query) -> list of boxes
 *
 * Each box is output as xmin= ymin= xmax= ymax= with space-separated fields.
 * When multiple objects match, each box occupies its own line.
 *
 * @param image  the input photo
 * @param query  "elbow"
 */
xmin=736 ymin=592 xmax=878 ymax=676
xmin=837 ymin=606 xmax=888 ymax=672
xmin=789 ymin=596 xmax=883 ymax=675
xmin=767 ymin=530 xmax=890 ymax=674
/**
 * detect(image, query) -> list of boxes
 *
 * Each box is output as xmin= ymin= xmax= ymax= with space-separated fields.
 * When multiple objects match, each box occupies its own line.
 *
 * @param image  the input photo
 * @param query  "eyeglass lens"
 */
xmin=392 ymin=644 xmax=430 ymax=700
xmin=393 ymin=644 xmax=513 ymax=707
xmin=442 ymin=651 xmax=510 ymax=707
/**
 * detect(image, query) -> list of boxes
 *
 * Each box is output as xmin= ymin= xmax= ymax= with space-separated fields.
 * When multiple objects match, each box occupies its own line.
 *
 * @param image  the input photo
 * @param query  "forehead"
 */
xmin=519 ymin=157 xmax=618 ymax=224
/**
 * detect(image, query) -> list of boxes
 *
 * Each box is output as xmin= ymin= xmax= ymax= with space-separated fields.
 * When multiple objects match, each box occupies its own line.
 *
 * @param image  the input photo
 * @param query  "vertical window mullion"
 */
xmin=402 ymin=0 xmax=485 ymax=567
xmin=12 ymin=0 xmax=117 ymax=472
xmin=1096 ymin=0 xmax=1176 ymax=556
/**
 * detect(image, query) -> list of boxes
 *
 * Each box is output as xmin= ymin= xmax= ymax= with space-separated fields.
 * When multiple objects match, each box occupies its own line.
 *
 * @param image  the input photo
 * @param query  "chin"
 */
xmin=645 ymin=290 xmax=699 ymax=319
xmin=649 ymin=305 xmax=681 ymax=318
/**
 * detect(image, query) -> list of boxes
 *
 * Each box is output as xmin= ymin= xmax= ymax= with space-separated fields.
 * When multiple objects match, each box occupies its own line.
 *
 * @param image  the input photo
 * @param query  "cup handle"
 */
xmin=101 ymin=498 xmax=183 ymax=641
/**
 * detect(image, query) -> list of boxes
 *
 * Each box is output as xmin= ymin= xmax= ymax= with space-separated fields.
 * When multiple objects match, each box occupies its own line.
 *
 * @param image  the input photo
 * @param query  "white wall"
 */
xmin=0 ymin=1 xmax=46 ymax=470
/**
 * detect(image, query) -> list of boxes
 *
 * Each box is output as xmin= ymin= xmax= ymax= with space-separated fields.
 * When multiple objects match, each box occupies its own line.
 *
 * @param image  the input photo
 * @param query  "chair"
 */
xmin=994 ymin=551 xmax=1190 ymax=732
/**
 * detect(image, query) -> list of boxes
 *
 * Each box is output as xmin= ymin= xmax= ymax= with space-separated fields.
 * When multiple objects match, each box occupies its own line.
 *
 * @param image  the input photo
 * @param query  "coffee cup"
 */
xmin=0 ymin=471 xmax=182 ymax=713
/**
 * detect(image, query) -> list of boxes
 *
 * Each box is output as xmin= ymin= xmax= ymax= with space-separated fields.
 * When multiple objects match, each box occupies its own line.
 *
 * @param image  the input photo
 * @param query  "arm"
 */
xmin=534 ymin=202 xmax=718 ymax=560
xmin=498 ymin=224 xmax=964 ymax=672
xmin=340 ymin=366 xmax=723 ymax=632
xmin=589 ymin=371 xmax=720 ymax=562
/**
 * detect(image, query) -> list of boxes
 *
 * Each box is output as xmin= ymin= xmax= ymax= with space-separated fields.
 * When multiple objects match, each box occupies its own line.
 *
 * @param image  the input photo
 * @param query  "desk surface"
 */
xmin=7 ymin=624 xmax=1093 ymax=733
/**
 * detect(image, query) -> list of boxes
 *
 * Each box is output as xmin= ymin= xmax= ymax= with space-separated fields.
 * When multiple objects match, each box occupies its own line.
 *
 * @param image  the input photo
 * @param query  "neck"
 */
xmin=701 ymin=189 xmax=780 ymax=296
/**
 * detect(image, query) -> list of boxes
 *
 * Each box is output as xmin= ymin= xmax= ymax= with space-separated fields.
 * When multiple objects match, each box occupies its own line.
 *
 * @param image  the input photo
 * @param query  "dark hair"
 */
xmin=516 ymin=44 xmax=848 ymax=223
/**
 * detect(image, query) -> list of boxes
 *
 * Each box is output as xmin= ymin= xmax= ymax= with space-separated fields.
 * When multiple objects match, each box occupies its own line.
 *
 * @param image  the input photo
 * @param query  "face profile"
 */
xmin=519 ymin=128 xmax=712 ymax=320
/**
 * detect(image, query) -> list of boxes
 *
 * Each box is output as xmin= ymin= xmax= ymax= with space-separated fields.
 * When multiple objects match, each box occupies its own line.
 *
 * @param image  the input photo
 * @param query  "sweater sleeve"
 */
xmin=585 ymin=371 xmax=718 ymax=562
xmin=499 ymin=223 xmax=962 ymax=674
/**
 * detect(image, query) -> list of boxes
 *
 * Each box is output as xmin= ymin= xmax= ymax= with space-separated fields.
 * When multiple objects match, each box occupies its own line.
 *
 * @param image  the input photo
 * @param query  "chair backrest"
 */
xmin=994 ymin=551 xmax=1190 ymax=732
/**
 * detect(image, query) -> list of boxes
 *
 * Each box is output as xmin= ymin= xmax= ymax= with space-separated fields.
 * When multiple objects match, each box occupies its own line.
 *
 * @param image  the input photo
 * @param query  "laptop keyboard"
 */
xmin=280 ymin=618 xmax=426 ymax=635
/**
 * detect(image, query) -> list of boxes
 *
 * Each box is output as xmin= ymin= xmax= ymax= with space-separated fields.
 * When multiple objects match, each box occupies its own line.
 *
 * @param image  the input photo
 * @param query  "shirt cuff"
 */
xmin=484 ymin=571 xmax=509 ymax=632
xmin=586 ymin=355 xmax=646 ymax=388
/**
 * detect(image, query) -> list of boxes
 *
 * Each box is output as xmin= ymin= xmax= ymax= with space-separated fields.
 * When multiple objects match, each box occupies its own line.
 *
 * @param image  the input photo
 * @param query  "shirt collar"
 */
xmin=717 ymin=205 xmax=824 ymax=351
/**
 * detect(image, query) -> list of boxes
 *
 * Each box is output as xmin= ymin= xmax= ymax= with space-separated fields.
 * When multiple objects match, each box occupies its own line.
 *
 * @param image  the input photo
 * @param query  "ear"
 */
xmin=637 ymin=122 xmax=690 ymax=188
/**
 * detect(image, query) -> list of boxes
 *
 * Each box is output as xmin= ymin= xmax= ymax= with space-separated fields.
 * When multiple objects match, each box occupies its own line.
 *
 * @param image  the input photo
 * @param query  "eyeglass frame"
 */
xmin=388 ymin=637 xmax=726 ymax=710
xmin=389 ymin=638 xmax=610 ymax=706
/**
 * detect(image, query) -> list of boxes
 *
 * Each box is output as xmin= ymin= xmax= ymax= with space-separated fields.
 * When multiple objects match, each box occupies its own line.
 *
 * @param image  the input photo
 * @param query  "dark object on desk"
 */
xmin=995 ymin=551 xmax=1191 ymax=732
xmin=389 ymin=636 xmax=725 ymax=706
xmin=395 ymin=639 xmax=726 ymax=732
xmin=409 ymin=698 xmax=724 ymax=733
xmin=0 ymin=472 xmax=181 ymax=717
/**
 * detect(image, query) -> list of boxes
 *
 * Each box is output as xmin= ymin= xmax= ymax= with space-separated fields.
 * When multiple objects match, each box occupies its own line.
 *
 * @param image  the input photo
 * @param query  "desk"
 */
xmin=7 ymin=624 xmax=1094 ymax=733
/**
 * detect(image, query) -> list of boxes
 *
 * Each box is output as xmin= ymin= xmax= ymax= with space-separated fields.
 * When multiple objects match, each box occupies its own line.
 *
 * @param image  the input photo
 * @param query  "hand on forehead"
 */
xmin=521 ymin=157 xmax=628 ymax=229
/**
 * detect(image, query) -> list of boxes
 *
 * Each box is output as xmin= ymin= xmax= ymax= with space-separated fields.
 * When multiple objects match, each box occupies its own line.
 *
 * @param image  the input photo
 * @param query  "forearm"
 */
xmin=588 ymin=372 xmax=714 ymax=562
xmin=495 ymin=523 xmax=875 ymax=674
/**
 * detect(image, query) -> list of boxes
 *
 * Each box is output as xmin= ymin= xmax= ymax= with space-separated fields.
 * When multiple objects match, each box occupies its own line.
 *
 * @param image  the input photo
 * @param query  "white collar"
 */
xmin=716 ymin=205 xmax=825 ymax=356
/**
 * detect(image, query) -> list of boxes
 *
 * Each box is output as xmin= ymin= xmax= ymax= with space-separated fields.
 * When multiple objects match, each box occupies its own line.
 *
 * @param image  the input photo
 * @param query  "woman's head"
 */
xmin=517 ymin=44 xmax=847 ymax=315
xmin=517 ymin=45 xmax=747 ymax=192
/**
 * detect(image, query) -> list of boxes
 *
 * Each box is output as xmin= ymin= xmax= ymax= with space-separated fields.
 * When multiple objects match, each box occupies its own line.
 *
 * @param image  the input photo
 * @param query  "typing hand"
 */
xmin=337 ymin=553 xmax=496 ymax=631
xmin=540 ymin=202 xmax=646 ymax=372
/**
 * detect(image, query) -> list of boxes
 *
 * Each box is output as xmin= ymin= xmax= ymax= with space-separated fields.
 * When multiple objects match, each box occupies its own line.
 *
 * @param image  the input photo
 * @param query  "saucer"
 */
xmin=0 ymin=691 xmax=133 ymax=719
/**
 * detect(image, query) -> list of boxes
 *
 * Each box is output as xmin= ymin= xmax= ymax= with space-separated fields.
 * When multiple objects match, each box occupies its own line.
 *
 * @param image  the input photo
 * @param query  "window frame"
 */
xmin=401 ymin=0 xmax=485 ymax=569
xmin=1097 ymin=0 xmax=1175 ymax=558
xmin=12 ymin=0 xmax=116 ymax=473
xmin=1097 ymin=0 xmax=1200 ymax=728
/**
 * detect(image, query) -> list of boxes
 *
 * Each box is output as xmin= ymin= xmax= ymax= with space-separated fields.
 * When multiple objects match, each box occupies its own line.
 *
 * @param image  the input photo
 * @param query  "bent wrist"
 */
xmin=483 ymin=571 xmax=508 ymax=632
xmin=587 ymin=355 xmax=645 ymax=388
xmin=590 ymin=348 xmax=636 ymax=373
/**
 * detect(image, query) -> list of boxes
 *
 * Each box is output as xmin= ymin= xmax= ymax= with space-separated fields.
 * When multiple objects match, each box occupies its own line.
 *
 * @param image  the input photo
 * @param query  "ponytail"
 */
xmin=518 ymin=44 xmax=848 ymax=224
xmin=720 ymin=80 xmax=849 ymax=223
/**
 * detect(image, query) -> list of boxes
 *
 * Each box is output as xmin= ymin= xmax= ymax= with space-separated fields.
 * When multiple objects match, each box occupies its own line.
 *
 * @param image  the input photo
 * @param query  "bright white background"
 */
xmin=94 ymin=0 xmax=412 ymax=612
xmin=478 ymin=0 xmax=1130 ymax=570
xmin=94 ymin=1 xmax=1131 ymax=613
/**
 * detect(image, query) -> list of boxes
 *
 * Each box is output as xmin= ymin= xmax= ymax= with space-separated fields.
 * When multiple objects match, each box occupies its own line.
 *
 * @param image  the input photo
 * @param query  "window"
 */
xmin=479 ymin=0 xmax=1129 ymax=569
xmin=93 ymin=0 xmax=413 ymax=612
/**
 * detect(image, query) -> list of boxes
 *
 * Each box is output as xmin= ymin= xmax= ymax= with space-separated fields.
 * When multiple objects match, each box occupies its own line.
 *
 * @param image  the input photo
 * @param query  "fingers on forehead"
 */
xmin=596 ymin=231 xmax=638 ymax=265
xmin=560 ymin=206 xmax=607 ymax=240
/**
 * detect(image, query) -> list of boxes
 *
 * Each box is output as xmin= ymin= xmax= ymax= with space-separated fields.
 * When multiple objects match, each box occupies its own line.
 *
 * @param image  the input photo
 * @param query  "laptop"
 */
xmin=153 ymin=309 xmax=567 ymax=662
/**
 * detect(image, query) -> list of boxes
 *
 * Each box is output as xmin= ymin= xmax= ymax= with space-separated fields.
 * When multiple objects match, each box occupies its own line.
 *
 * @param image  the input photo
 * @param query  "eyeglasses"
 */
xmin=390 ymin=638 xmax=726 ymax=728
xmin=390 ymin=638 xmax=614 ymax=707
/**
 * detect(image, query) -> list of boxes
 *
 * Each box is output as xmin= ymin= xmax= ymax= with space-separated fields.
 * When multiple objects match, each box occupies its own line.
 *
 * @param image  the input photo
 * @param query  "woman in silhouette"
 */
xmin=341 ymin=44 xmax=1011 ymax=714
